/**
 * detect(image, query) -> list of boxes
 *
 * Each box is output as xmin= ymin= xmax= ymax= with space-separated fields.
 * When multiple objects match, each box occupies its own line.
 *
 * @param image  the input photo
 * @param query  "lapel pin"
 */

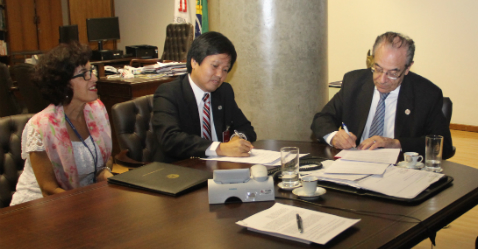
xmin=218 ymin=105 xmax=222 ymax=110
xmin=405 ymin=109 xmax=411 ymax=115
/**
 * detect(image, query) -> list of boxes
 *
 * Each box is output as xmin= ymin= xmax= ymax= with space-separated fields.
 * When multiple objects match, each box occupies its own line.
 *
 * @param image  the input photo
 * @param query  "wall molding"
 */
xmin=450 ymin=124 xmax=478 ymax=133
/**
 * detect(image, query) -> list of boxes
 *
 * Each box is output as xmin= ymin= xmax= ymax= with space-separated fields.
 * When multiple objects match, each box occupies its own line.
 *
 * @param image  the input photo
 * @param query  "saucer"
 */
xmin=292 ymin=187 xmax=326 ymax=200
xmin=278 ymin=182 xmax=301 ymax=190
xmin=396 ymin=161 xmax=424 ymax=169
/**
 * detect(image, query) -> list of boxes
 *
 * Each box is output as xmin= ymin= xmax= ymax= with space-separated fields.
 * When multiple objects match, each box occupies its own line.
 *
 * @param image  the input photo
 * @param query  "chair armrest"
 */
xmin=114 ymin=149 xmax=150 ymax=168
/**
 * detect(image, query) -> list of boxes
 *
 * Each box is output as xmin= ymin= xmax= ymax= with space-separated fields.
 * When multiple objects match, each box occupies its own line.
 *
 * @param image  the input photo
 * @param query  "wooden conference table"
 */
xmin=1 ymin=140 xmax=478 ymax=248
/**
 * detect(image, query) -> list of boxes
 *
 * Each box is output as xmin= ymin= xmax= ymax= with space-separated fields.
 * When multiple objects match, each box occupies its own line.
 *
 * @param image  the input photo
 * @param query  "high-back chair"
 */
xmin=0 ymin=114 xmax=33 ymax=207
xmin=442 ymin=97 xmax=456 ymax=158
xmin=0 ymin=63 xmax=22 ymax=117
xmin=111 ymin=95 xmax=156 ymax=167
xmin=11 ymin=63 xmax=50 ymax=114
xmin=161 ymin=23 xmax=194 ymax=62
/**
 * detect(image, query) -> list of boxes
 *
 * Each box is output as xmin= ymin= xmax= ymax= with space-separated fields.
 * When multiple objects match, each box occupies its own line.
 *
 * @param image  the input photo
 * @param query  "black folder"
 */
xmin=108 ymin=162 xmax=212 ymax=196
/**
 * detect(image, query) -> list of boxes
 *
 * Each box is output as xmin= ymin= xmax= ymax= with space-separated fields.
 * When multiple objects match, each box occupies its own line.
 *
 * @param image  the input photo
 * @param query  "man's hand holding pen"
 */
xmin=216 ymin=135 xmax=253 ymax=157
xmin=332 ymin=129 xmax=357 ymax=149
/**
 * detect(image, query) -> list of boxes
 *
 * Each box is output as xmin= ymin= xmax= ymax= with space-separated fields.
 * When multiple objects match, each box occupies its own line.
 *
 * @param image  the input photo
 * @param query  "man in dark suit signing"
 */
xmin=311 ymin=32 xmax=454 ymax=159
xmin=152 ymin=31 xmax=256 ymax=163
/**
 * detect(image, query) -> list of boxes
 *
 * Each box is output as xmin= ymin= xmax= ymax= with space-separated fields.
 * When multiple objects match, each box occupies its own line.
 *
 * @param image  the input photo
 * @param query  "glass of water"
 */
xmin=280 ymin=147 xmax=300 ymax=188
xmin=425 ymin=135 xmax=443 ymax=173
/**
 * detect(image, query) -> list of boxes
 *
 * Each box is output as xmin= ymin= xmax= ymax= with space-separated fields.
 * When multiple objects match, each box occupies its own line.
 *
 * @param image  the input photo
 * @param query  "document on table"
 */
xmin=324 ymin=159 xmax=389 ymax=175
xmin=236 ymin=203 xmax=360 ymax=245
xmin=358 ymin=166 xmax=444 ymax=199
xmin=303 ymin=161 xmax=445 ymax=199
xmin=203 ymin=149 xmax=307 ymax=166
xmin=334 ymin=148 xmax=400 ymax=164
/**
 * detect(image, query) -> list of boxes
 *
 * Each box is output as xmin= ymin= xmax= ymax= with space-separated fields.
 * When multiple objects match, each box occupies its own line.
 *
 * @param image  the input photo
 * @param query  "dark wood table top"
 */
xmin=1 ymin=140 xmax=477 ymax=248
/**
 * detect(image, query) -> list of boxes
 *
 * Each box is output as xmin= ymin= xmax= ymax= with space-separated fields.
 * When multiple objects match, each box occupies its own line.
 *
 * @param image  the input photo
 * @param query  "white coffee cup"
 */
xmin=301 ymin=175 xmax=318 ymax=196
xmin=404 ymin=152 xmax=423 ymax=166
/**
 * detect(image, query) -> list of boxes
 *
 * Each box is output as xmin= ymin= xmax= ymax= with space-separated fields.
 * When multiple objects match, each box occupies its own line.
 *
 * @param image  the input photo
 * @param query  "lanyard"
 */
xmin=65 ymin=114 xmax=98 ymax=183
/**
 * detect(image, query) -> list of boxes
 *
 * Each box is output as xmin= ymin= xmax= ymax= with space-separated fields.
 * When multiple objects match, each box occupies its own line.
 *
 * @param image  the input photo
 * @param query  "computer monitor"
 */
xmin=86 ymin=17 xmax=120 ymax=51
xmin=59 ymin=25 xmax=79 ymax=44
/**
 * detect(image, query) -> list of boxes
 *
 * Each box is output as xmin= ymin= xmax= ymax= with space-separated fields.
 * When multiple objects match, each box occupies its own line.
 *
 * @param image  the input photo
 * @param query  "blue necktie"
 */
xmin=369 ymin=92 xmax=390 ymax=138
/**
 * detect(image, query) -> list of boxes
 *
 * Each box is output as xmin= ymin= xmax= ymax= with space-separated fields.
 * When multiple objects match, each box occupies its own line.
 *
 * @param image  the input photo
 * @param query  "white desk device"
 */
xmin=208 ymin=164 xmax=275 ymax=204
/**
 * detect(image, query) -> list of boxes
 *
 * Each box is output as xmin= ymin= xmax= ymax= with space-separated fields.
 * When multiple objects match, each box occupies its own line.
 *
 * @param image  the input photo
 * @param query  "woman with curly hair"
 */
xmin=10 ymin=42 xmax=113 ymax=205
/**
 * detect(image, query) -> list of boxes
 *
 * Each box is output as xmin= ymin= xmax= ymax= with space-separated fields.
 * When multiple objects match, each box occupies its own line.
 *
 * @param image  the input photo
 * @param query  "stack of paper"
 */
xmin=237 ymin=203 xmax=360 ymax=245
xmin=142 ymin=62 xmax=187 ymax=76
xmin=302 ymin=149 xmax=445 ymax=199
xmin=203 ymin=149 xmax=307 ymax=166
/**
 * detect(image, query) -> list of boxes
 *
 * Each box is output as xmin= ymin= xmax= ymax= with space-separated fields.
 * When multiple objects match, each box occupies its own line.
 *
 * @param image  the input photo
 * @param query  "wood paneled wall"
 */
xmin=68 ymin=0 xmax=115 ymax=51
xmin=5 ymin=0 xmax=62 ymax=53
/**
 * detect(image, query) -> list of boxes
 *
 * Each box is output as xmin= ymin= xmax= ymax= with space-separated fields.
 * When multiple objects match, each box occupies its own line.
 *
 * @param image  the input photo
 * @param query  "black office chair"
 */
xmin=111 ymin=95 xmax=156 ymax=167
xmin=442 ymin=97 xmax=456 ymax=158
xmin=11 ymin=63 xmax=50 ymax=114
xmin=0 ymin=63 xmax=22 ymax=118
xmin=0 ymin=114 xmax=33 ymax=208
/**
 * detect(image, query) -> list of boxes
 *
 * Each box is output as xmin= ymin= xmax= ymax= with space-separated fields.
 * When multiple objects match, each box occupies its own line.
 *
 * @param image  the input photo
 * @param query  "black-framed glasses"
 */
xmin=371 ymin=66 xmax=405 ymax=80
xmin=72 ymin=66 xmax=97 ymax=81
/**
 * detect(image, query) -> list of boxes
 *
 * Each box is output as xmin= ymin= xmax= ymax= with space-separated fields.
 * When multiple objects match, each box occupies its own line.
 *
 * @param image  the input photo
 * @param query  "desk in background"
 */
xmin=96 ymin=76 xmax=175 ymax=154
xmin=1 ymin=140 xmax=477 ymax=248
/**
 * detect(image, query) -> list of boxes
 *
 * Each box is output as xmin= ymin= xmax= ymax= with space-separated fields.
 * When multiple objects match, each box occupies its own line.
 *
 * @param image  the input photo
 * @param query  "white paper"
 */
xmin=236 ymin=203 xmax=360 ymax=245
xmin=335 ymin=148 xmax=400 ymax=164
xmin=357 ymin=166 xmax=445 ymax=199
xmin=203 ymin=149 xmax=307 ymax=166
xmin=324 ymin=159 xmax=390 ymax=175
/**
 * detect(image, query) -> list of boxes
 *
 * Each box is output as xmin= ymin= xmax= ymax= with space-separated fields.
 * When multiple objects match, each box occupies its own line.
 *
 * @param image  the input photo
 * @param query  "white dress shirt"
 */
xmin=188 ymin=74 xmax=220 ymax=156
xmin=324 ymin=85 xmax=401 ymax=145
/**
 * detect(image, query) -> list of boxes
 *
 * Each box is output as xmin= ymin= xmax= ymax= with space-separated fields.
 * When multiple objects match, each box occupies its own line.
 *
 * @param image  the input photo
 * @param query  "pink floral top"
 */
xmin=29 ymin=99 xmax=112 ymax=189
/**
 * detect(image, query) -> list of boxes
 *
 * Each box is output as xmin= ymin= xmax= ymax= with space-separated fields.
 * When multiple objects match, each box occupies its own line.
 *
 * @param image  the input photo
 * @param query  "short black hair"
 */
xmin=186 ymin=31 xmax=237 ymax=74
xmin=33 ymin=42 xmax=91 ymax=106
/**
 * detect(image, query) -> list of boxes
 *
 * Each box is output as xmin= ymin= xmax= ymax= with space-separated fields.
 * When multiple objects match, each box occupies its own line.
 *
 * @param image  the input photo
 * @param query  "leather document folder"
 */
xmin=108 ymin=162 xmax=212 ymax=196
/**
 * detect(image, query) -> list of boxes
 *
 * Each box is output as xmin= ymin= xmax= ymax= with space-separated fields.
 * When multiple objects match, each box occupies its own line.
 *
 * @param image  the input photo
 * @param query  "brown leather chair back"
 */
xmin=0 ymin=114 xmax=33 ymax=207
xmin=161 ymin=23 xmax=194 ymax=62
xmin=111 ymin=95 xmax=156 ymax=165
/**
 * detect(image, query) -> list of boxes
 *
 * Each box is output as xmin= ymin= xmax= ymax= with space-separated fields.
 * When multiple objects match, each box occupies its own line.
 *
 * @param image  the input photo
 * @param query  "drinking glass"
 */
xmin=425 ymin=135 xmax=443 ymax=173
xmin=280 ymin=147 xmax=300 ymax=188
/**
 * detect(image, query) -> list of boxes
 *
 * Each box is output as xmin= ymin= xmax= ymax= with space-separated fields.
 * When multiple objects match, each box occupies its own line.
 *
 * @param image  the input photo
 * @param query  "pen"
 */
xmin=342 ymin=122 xmax=350 ymax=135
xmin=296 ymin=213 xmax=303 ymax=233
xmin=234 ymin=130 xmax=247 ymax=140
xmin=342 ymin=122 xmax=356 ymax=148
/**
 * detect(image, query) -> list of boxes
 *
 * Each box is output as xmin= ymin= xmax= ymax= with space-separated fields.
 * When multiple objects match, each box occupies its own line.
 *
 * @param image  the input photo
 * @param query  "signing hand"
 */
xmin=331 ymin=130 xmax=357 ymax=149
xmin=358 ymin=135 xmax=401 ymax=150
xmin=216 ymin=136 xmax=253 ymax=157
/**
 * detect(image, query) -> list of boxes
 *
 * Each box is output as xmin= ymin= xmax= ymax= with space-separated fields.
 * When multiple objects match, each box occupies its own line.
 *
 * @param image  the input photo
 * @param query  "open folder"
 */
xmin=108 ymin=162 xmax=212 ymax=196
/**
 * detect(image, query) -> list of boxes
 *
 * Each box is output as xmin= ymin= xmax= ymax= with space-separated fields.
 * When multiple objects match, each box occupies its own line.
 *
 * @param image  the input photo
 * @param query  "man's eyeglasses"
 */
xmin=72 ymin=66 xmax=97 ymax=81
xmin=371 ymin=66 xmax=405 ymax=80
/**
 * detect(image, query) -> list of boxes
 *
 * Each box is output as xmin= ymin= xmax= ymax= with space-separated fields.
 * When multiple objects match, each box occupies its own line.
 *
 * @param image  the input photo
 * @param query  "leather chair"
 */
xmin=442 ymin=97 xmax=452 ymax=125
xmin=0 ymin=63 xmax=22 ymax=118
xmin=111 ymin=95 xmax=156 ymax=167
xmin=442 ymin=97 xmax=456 ymax=158
xmin=11 ymin=63 xmax=50 ymax=114
xmin=0 ymin=114 xmax=33 ymax=208
xmin=161 ymin=23 xmax=194 ymax=62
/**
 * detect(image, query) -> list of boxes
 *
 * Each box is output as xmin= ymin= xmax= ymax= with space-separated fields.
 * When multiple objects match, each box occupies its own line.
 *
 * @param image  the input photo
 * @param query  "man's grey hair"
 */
xmin=372 ymin=32 xmax=415 ymax=67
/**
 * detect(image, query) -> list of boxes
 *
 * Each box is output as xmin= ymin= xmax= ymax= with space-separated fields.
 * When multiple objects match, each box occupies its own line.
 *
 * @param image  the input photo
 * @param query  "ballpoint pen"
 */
xmin=342 ymin=122 xmax=356 ymax=148
xmin=342 ymin=122 xmax=351 ymax=135
xmin=296 ymin=213 xmax=303 ymax=233
xmin=234 ymin=130 xmax=247 ymax=140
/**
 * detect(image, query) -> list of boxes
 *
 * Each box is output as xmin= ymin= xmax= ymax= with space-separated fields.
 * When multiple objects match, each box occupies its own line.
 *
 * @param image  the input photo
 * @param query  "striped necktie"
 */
xmin=369 ymin=92 xmax=390 ymax=138
xmin=202 ymin=93 xmax=212 ymax=140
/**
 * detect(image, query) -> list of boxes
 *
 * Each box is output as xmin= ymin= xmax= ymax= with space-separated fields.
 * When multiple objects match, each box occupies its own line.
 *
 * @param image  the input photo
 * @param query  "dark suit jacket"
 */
xmin=311 ymin=69 xmax=454 ymax=159
xmin=152 ymin=74 xmax=256 ymax=162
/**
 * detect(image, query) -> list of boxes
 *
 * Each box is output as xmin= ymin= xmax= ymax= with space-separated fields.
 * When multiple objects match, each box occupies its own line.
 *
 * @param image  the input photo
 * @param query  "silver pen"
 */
xmin=296 ymin=213 xmax=303 ymax=233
